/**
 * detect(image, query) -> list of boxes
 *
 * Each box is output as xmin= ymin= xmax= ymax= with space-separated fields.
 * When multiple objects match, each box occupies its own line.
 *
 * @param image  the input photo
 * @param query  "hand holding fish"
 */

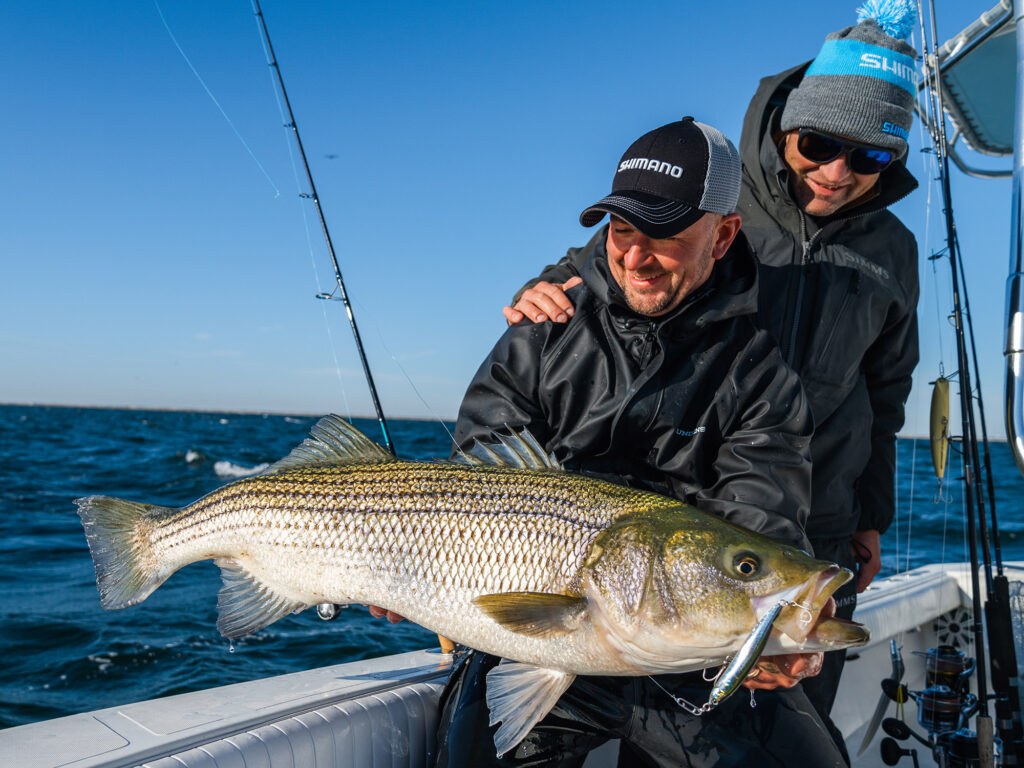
xmin=742 ymin=596 xmax=834 ymax=690
xmin=367 ymin=605 xmax=405 ymax=623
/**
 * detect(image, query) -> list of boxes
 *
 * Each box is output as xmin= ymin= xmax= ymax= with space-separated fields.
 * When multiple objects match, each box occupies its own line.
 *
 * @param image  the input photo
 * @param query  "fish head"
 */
xmin=581 ymin=508 xmax=857 ymax=670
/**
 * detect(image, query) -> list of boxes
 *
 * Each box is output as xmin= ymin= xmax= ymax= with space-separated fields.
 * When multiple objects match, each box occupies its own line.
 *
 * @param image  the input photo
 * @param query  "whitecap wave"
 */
xmin=185 ymin=449 xmax=205 ymax=464
xmin=87 ymin=653 xmax=115 ymax=673
xmin=214 ymin=460 xmax=270 ymax=478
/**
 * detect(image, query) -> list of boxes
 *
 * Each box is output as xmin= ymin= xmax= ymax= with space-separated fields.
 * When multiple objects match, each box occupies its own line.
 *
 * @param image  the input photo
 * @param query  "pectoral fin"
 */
xmin=485 ymin=661 xmax=575 ymax=757
xmin=472 ymin=592 xmax=587 ymax=638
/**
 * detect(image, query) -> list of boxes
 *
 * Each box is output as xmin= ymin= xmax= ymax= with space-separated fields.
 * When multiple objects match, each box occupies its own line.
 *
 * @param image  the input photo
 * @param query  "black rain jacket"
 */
xmin=739 ymin=64 xmax=919 ymax=540
xmin=456 ymin=230 xmax=813 ymax=550
xmin=517 ymin=65 xmax=919 ymax=542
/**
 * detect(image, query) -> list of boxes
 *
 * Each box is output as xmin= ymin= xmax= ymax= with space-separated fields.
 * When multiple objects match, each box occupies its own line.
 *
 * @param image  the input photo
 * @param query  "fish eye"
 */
xmin=733 ymin=553 xmax=761 ymax=578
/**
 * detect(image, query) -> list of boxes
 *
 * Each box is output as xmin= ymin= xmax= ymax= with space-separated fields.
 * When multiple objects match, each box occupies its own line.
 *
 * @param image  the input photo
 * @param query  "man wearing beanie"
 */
xmin=502 ymin=2 xmax=920 ymax=760
xmin=430 ymin=118 xmax=847 ymax=767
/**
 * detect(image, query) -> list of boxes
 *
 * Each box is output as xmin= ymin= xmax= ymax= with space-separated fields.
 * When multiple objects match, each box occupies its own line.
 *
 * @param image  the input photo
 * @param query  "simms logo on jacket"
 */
xmin=618 ymin=157 xmax=684 ymax=178
xmin=676 ymin=425 xmax=706 ymax=438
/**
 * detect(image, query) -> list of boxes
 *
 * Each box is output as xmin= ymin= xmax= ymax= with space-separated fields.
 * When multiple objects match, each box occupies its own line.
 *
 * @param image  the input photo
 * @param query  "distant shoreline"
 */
xmin=0 ymin=402 xmax=454 ymax=424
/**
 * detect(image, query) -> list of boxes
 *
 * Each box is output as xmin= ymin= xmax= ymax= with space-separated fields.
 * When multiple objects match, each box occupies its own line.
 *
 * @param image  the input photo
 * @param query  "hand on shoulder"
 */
xmin=502 ymin=277 xmax=582 ymax=325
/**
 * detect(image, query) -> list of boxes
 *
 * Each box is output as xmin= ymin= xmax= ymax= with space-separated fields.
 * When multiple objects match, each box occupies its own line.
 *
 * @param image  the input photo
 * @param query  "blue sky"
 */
xmin=1 ymin=0 xmax=1012 ymax=437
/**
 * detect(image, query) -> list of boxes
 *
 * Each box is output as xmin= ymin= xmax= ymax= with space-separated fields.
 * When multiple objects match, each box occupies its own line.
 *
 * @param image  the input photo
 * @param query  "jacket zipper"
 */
xmin=639 ymin=322 xmax=658 ymax=368
xmin=784 ymin=212 xmax=822 ymax=366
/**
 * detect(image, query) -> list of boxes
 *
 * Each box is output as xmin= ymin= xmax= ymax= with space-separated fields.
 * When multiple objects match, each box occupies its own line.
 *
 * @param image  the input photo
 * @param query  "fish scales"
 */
xmin=122 ymin=460 xmax=671 ymax=671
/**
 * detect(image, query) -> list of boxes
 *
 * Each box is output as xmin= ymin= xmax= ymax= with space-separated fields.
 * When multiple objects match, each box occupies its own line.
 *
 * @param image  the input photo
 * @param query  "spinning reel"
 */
xmin=878 ymin=645 xmax=999 ymax=768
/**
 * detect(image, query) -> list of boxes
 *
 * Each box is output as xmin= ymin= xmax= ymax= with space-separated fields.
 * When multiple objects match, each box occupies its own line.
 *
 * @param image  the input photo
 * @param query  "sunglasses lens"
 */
xmin=797 ymin=131 xmax=843 ymax=163
xmin=849 ymin=148 xmax=894 ymax=174
xmin=797 ymin=130 xmax=895 ymax=174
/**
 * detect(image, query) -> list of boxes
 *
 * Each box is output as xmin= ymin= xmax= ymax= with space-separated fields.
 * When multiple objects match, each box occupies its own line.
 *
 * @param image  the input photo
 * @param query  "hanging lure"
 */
xmin=930 ymin=376 xmax=950 ymax=481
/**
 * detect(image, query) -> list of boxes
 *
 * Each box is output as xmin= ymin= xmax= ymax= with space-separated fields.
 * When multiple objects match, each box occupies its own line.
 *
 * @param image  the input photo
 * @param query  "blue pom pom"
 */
xmin=857 ymin=0 xmax=918 ymax=40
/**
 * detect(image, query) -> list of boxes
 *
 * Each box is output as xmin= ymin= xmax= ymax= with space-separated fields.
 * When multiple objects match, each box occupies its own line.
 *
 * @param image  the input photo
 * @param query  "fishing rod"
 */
xmin=248 ymin=3 xmax=458 ymax=654
xmin=954 ymin=238 xmax=1007 ymax=574
xmin=949 ymin=189 xmax=1024 ymax=764
xmin=250 ymin=0 xmax=395 ymax=457
xmin=952 ymin=136 xmax=1024 ymax=768
xmin=920 ymin=2 xmax=1024 ymax=763
xmin=921 ymin=0 xmax=992 ymax=752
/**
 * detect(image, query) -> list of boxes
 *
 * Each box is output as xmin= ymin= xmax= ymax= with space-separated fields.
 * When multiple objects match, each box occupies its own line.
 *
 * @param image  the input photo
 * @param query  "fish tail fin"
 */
xmin=75 ymin=495 xmax=177 ymax=609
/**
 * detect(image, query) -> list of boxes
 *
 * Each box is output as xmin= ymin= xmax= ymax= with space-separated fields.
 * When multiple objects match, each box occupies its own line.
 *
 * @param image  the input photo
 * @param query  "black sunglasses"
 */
xmin=795 ymin=129 xmax=896 ymax=175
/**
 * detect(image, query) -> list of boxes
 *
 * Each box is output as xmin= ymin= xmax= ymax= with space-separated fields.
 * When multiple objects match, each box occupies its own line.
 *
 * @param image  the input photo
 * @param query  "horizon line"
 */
xmin=0 ymin=401 xmax=457 ymax=424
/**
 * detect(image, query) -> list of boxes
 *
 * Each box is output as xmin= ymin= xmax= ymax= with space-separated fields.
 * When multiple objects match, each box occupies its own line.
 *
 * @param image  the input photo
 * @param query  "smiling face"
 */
xmin=605 ymin=213 xmax=740 ymax=317
xmin=782 ymin=131 xmax=881 ymax=217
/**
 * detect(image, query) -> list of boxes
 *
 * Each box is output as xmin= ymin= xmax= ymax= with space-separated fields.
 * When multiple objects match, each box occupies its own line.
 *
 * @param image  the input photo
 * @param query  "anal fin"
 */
xmin=215 ymin=557 xmax=307 ymax=638
xmin=485 ymin=660 xmax=575 ymax=757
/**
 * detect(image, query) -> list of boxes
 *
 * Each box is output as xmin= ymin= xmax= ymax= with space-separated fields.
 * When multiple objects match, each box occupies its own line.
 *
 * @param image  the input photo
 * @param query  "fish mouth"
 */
xmin=753 ymin=564 xmax=852 ymax=643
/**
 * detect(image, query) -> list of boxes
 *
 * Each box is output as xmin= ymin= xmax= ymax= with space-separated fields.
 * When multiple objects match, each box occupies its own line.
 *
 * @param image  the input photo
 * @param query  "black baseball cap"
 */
xmin=580 ymin=117 xmax=741 ymax=239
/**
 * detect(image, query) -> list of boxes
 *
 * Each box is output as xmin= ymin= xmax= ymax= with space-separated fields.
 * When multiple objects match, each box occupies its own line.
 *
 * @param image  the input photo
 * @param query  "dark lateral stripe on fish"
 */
xmin=158 ymin=483 xmax=618 ymax=523
xmin=144 ymin=498 xmax=612 ymax=558
xmin=153 ymin=467 xmax=652 ymax=530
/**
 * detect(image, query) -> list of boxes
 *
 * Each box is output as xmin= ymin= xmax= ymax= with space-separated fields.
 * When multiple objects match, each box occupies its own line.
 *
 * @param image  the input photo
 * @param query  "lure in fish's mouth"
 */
xmin=753 ymin=564 xmax=851 ymax=643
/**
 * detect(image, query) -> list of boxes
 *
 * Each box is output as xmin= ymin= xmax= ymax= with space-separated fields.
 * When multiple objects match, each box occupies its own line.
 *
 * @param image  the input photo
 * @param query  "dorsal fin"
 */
xmin=453 ymin=427 xmax=563 ymax=470
xmin=265 ymin=414 xmax=394 ymax=473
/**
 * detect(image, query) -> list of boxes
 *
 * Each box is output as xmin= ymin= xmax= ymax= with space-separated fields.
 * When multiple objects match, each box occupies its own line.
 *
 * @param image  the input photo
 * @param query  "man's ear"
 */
xmin=711 ymin=213 xmax=742 ymax=260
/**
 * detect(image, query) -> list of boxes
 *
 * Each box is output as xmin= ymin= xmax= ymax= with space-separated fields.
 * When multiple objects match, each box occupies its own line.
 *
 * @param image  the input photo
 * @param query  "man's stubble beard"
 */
xmin=620 ymin=237 xmax=715 ymax=317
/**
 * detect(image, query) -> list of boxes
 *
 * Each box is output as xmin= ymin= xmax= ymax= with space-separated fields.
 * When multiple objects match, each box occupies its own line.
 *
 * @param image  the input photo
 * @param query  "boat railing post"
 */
xmin=1005 ymin=0 xmax=1024 ymax=477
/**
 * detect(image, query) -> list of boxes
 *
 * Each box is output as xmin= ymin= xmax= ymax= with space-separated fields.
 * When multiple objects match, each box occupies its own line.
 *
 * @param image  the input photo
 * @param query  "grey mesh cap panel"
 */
xmin=693 ymin=120 xmax=741 ymax=214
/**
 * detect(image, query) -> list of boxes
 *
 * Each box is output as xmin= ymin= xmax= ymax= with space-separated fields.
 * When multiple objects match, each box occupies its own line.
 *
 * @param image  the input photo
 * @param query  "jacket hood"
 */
xmin=579 ymin=224 xmax=759 ymax=330
xmin=739 ymin=63 xmax=919 ymax=228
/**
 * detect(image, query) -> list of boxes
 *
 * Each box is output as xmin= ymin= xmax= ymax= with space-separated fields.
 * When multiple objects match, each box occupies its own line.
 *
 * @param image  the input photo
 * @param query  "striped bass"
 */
xmin=76 ymin=415 xmax=868 ymax=755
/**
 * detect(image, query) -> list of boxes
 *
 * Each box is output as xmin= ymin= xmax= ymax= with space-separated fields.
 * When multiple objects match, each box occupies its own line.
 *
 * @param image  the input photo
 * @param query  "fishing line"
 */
xmin=902 ymin=440 xmax=915 ymax=574
xmin=353 ymin=298 xmax=460 ymax=448
xmin=899 ymin=6 xmax=950 ymax=581
xmin=249 ymin=11 xmax=355 ymax=423
xmin=939 ymin=441 xmax=958 ymax=567
xmin=915 ymin=0 xmax=948 ymax=369
xmin=249 ymin=0 xmax=394 ymax=455
xmin=152 ymin=0 xmax=280 ymax=197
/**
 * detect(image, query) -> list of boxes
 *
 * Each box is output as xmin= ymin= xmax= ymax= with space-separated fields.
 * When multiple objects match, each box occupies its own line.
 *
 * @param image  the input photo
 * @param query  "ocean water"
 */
xmin=1 ymin=403 xmax=1023 ymax=731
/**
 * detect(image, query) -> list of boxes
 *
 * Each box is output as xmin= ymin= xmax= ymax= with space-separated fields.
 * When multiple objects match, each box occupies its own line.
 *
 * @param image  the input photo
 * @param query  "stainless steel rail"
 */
xmin=1004 ymin=0 xmax=1024 ymax=476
